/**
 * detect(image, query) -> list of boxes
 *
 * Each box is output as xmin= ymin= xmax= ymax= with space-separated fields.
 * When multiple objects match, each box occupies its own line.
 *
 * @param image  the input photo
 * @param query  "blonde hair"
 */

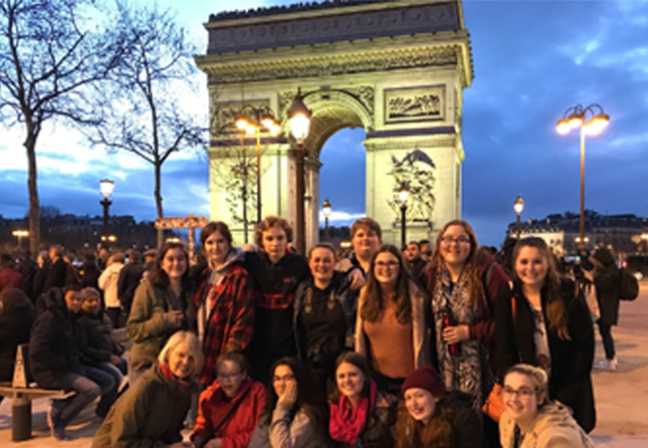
xmin=505 ymin=364 xmax=549 ymax=405
xmin=158 ymin=331 xmax=204 ymax=378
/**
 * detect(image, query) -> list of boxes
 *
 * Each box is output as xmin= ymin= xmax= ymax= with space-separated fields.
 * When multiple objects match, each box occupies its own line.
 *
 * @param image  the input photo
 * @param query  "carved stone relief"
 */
xmin=388 ymin=149 xmax=436 ymax=222
xmin=212 ymin=99 xmax=270 ymax=135
xmin=384 ymin=86 xmax=446 ymax=124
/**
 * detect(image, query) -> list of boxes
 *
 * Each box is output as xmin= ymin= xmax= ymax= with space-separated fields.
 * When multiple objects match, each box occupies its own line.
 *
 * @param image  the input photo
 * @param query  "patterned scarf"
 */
xmin=431 ymin=266 xmax=493 ymax=409
xmin=160 ymin=363 xmax=193 ymax=395
xmin=329 ymin=380 xmax=377 ymax=444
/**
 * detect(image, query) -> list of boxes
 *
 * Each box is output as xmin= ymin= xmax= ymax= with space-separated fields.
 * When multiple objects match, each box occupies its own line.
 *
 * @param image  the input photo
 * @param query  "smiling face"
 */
xmin=404 ymin=388 xmax=437 ymax=424
xmin=336 ymin=362 xmax=366 ymax=402
xmin=503 ymin=371 xmax=542 ymax=425
xmin=309 ymin=247 xmax=335 ymax=284
xmin=272 ymin=364 xmax=296 ymax=398
xmin=352 ymin=227 xmax=381 ymax=261
xmin=373 ymin=251 xmax=400 ymax=287
xmin=515 ymin=246 xmax=549 ymax=289
xmin=438 ymin=224 xmax=472 ymax=267
xmin=160 ymin=247 xmax=188 ymax=281
xmin=263 ymin=226 xmax=288 ymax=263
xmin=82 ymin=294 xmax=101 ymax=314
xmin=168 ymin=343 xmax=196 ymax=379
xmin=217 ymin=360 xmax=246 ymax=399
xmin=204 ymin=230 xmax=230 ymax=267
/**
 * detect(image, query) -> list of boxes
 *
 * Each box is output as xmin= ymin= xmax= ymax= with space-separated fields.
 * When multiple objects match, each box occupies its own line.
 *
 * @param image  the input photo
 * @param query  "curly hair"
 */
xmin=254 ymin=216 xmax=293 ymax=248
xmin=360 ymin=244 xmax=412 ymax=324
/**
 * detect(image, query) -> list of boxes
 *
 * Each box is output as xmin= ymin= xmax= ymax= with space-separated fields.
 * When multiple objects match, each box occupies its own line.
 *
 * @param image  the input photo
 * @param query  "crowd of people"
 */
xmin=0 ymin=214 xmax=624 ymax=448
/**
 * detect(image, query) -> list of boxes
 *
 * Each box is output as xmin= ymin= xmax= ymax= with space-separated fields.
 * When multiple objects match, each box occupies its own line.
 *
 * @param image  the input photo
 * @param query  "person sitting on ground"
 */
xmin=92 ymin=331 xmax=203 ymax=448
xmin=0 ymin=288 xmax=35 ymax=406
xmin=30 ymin=287 xmax=114 ymax=440
xmin=394 ymin=365 xmax=482 ymax=448
xmin=329 ymin=352 xmax=397 ymax=448
xmin=249 ymin=357 xmax=329 ymax=448
xmin=76 ymin=287 xmax=128 ymax=397
xmin=499 ymin=364 xmax=595 ymax=448
xmin=191 ymin=352 xmax=267 ymax=448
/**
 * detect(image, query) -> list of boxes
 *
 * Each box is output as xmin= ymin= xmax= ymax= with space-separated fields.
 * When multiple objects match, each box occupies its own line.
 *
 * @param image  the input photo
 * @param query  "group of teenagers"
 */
xmin=1 ymin=214 xmax=603 ymax=448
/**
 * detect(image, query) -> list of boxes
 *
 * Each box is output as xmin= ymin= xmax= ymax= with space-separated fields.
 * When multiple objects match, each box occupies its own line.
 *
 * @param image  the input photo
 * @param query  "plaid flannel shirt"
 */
xmin=194 ymin=263 xmax=255 ymax=385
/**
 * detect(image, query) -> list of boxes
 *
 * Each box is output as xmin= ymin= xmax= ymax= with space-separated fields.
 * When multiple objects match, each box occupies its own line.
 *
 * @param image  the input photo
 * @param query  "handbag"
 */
xmin=482 ymin=293 xmax=516 ymax=422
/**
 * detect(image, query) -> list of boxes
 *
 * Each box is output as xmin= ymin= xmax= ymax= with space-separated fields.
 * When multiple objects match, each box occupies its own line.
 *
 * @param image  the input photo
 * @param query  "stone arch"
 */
xmin=197 ymin=0 xmax=473 ymax=249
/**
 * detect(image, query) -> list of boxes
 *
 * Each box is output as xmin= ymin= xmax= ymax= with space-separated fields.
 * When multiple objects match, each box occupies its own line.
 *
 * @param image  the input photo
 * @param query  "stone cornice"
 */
xmin=197 ymin=43 xmax=465 ymax=85
xmin=205 ymin=1 xmax=461 ymax=54
xmin=364 ymin=134 xmax=459 ymax=151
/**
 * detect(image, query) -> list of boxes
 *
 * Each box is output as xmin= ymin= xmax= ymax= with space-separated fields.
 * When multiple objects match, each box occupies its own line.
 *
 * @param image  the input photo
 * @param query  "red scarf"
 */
xmin=329 ymin=380 xmax=377 ymax=444
xmin=160 ymin=363 xmax=193 ymax=394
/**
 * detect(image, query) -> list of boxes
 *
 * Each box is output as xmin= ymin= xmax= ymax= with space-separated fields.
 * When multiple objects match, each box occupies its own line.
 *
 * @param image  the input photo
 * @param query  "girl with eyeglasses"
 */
xmin=249 ymin=357 xmax=329 ymax=448
xmin=191 ymin=352 xmax=267 ymax=448
xmin=422 ymin=220 xmax=510 ymax=407
xmin=355 ymin=244 xmax=430 ymax=396
xmin=499 ymin=364 xmax=594 ymax=448
xmin=495 ymin=237 xmax=595 ymax=433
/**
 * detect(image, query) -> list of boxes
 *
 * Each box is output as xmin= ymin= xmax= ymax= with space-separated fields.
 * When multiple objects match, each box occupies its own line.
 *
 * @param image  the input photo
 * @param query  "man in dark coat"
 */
xmin=591 ymin=247 xmax=620 ymax=371
xmin=403 ymin=241 xmax=427 ymax=280
xmin=43 ymin=246 xmax=68 ymax=292
xmin=29 ymin=287 xmax=115 ymax=440
xmin=117 ymin=250 xmax=145 ymax=318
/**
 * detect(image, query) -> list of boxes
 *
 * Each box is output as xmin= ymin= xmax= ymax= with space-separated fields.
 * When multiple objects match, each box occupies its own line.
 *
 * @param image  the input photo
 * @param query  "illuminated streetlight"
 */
xmin=514 ymin=195 xmax=524 ymax=239
xmin=556 ymin=104 xmax=610 ymax=249
xmin=322 ymin=198 xmax=332 ymax=242
xmin=12 ymin=229 xmax=29 ymax=248
xmin=289 ymin=88 xmax=312 ymax=255
xmin=641 ymin=232 xmax=648 ymax=254
xmin=99 ymin=179 xmax=115 ymax=241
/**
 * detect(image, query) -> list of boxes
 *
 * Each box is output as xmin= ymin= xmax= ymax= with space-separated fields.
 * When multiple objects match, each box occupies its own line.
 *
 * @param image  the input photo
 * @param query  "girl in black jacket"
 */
xmin=494 ymin=237 xmax=595 ymax=433
xmin=591 ymin=247 xmax=620 ymax=371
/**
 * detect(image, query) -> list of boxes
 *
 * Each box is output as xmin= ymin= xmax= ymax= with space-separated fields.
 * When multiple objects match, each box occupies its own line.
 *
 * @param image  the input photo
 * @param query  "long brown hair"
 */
xmin=430 ymin=220 xmax=483 ymax=306
xmin=329 ymin=352 xmax=374 ymax=404
xmin=360 ymin=244 xmax=411 ymax=324
xmin=394 ymin=391 xmax=474 ymax=448
xmin=512 ymin=237 xmax=570 ymax=340
xmin=149 ymin=242 xmax=191 ymax=290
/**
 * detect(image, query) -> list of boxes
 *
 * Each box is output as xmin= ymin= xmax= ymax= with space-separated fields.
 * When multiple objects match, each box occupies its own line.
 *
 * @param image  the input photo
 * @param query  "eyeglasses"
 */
xmin=272 ymin=374 xmax=295 ymax=383
xmin=502 ymin=386 xmax=535 ymax=398
xmin=217 ymin=371 xmax=242 ymax=380
xmin=375 ymin=261 xmax=400 ymax=269
xmin=441 ymin=236 xmax=471 ymax=245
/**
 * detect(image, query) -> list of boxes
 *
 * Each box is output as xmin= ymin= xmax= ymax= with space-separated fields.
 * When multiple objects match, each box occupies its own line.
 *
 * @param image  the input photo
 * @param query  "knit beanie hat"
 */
xmin=401 ymin=366 xmax=446 ymax=398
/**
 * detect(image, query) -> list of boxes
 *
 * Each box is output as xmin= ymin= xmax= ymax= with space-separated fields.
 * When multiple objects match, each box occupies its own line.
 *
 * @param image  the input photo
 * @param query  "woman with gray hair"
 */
xmin=499 ymin=364 xmax=594 ymax=448
xmin=92 ymin=330 xmax=203 ymax=448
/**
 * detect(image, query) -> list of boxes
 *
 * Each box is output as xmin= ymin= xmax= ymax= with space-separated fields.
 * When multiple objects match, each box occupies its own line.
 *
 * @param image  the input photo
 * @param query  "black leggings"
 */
xmin=598 ymin=322 xmax=616 ymax=360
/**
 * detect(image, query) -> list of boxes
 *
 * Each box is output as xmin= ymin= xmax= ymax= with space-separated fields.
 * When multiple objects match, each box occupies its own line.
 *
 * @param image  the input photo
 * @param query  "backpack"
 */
xmin=618 ymin=268 xmax=639 ymax=301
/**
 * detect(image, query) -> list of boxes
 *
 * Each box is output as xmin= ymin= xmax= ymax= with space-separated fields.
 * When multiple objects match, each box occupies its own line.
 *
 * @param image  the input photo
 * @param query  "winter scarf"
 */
xmin=330 ymin=380 xmax=378 ymax=444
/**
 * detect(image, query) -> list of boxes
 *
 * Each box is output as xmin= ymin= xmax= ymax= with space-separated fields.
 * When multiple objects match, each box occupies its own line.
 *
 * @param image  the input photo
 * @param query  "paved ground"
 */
xmin=2 ymin=284 xmax=648 ymax=447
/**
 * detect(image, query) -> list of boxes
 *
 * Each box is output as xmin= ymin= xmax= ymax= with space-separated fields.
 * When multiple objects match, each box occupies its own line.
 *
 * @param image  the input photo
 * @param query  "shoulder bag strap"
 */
xmin=211 ymin=386 xmax=252 ymax=436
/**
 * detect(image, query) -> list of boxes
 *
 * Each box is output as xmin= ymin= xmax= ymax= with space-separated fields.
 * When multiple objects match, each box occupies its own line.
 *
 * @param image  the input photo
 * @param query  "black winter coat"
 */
xmin=29 ymin=289 xmax=84 ymax=387
xmin=594 ymin=263 xmax=620 ymax=326
xmin=76 ymin=311 xmax=124 ymax=366
xmin=43 ymin=259 xmax=68 ymax=292
xmin=117 ymin=262 xmax=145 ymax=312
xmin=0 ymin=306 xmax=34 ymax=380
xmin=81 ymin=262 xmax=101 ymax=290
xmin=495 ymin=279 xmax=596 ymax=433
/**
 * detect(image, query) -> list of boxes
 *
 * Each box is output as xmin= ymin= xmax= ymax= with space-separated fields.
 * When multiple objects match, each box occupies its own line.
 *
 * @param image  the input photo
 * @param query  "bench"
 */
xmin=0 ymin=344 xmax=69 ymax=441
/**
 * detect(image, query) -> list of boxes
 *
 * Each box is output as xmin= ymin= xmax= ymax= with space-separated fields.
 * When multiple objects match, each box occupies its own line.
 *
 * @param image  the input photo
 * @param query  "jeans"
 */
xmin=49 ymin=373 xmax=101 ymax=428
xmin=83 ymin=365 xmax=118 ymax=415
xmin=598 ymin=322 xmax=616 ymax=360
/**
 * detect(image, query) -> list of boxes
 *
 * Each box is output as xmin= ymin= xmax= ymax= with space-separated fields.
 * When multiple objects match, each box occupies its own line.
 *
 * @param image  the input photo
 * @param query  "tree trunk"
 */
xmin=154 ymin=159 xmax=164 ymax=248
xmin=25 ymin=128 xmax=40 ymax=256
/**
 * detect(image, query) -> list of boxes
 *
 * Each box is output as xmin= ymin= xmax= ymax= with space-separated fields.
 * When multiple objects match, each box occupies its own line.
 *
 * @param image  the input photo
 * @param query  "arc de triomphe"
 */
xmin=195 ymin=0 xmax=473 ymax=248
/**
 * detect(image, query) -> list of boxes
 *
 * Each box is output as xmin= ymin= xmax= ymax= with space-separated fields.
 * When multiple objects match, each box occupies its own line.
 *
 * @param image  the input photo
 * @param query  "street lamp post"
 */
xmin=641 ymin=232 xmax=648 ymax=254
xmin=322 ymin=198 xmax=332 ymax=242
xmin=288 ymin=88 xmax=312 ymax=255
xmin=514 ymin=195 xmax=524 ymax=239
xmin=399 ymin=184 xmax=410 ymax=249
xmin=235 ymin=106 xmax=281 ymax=224
xmin=12 ymin=229 xmax=29 ymax=248
xmin=99 ymin=180 xmax=115 ymax=240
xmin=557 ymin=104 xmax=610 ymax=250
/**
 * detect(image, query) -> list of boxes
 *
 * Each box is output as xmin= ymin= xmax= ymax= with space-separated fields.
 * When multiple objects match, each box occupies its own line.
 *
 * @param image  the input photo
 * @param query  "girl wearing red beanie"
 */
xmin=394 ymin=366 xmax=482 ymax=448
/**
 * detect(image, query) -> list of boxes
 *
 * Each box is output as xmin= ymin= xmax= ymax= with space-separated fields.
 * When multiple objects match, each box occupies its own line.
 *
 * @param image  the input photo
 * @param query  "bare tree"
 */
xmin=0 ymin=0 xmax=130 ymax=255
xmin=89 ymin=2 xmax=206 ymax=247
